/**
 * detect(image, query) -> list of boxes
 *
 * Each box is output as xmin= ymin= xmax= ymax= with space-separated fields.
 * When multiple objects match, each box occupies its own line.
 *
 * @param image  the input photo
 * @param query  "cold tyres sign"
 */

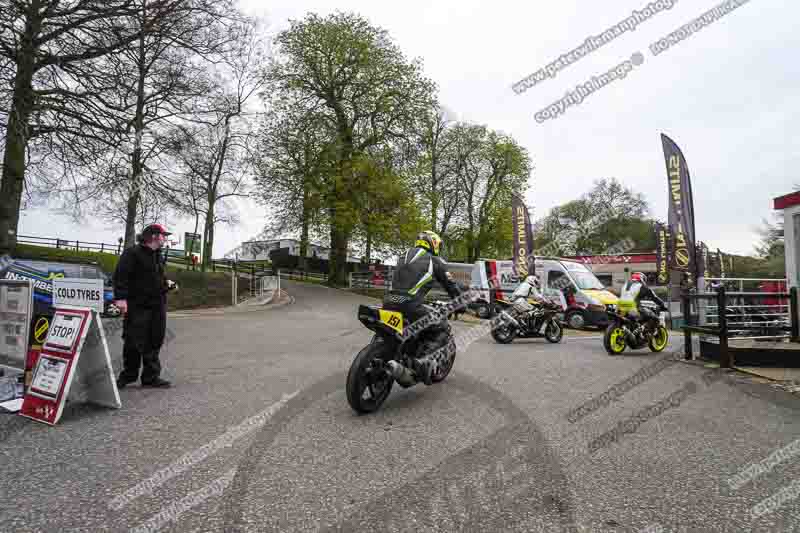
xmin=53 ymin=278 xmax=105 ymax=313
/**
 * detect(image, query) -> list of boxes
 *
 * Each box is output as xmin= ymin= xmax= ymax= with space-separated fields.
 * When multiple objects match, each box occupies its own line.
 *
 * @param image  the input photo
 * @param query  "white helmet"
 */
xmin=526 ymin=275 xmax=540 ymax=288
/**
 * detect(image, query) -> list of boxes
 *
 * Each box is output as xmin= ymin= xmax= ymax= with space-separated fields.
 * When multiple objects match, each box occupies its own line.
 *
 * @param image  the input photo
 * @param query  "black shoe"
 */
xmin=117 ymin=377 xmax=136 ymax=389
xmin=141 ymin=378 xmax=171 ymax=388
xmin=413 ymin=358 xmax=433 ymax=386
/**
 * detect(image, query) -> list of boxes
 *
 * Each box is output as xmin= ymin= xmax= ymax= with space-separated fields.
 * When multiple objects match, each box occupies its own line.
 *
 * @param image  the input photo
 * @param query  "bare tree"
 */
xmin=410 ymin=104 xmax=463 ymax=235
xmin=165 ymin=18 xmax=268 ymax=268
xmin=80 ymin=0 xmax=248 ymax=249
xmin=253 ymin=95 xmax=334 ymax=271
xmin=0 ymin=0 xmax=170 ymax=252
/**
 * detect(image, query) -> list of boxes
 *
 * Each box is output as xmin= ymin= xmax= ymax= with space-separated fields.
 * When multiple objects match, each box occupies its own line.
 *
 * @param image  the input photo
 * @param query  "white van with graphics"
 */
xmin=471 ymin=257 xmax=618 ymax=328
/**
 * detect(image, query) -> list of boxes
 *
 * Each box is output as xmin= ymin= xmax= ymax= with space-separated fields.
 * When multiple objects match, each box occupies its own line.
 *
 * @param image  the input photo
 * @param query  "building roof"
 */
xmin=774 ymin=191 xmax=800 ymax=210
xmin=561 ymin=253 xmax=657 ymax=264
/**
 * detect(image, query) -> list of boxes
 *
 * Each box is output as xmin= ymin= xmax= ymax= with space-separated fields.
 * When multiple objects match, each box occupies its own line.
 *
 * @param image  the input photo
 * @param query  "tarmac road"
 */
xmin=1 ymin=280 xmax=800 ymax=532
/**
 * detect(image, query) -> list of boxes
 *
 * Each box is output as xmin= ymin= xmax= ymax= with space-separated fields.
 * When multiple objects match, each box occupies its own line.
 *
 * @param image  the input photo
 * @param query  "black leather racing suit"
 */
xmin=383 ymin=246 xmax=462 ymax=345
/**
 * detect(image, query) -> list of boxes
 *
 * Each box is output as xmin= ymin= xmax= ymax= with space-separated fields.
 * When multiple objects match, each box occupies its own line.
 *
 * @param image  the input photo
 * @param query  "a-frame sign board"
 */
xmin=20 ymin=305 xmax=121 ymax=426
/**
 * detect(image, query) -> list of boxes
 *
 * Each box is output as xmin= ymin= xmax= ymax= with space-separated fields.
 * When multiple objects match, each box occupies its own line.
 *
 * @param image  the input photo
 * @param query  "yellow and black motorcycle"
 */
xmin=603 ymin=302 xmax=669 ymax=355
xmin=347 ymin=301 xmax=458 ymax=414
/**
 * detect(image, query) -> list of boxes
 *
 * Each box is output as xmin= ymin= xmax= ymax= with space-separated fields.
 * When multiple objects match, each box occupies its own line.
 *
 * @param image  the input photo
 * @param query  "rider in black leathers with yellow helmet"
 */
xmin=383 ymin=230 xmax=463 ymax=385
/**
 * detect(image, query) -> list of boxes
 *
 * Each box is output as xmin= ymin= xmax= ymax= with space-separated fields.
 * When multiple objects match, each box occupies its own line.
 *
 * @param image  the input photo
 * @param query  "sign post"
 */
xmin=20 ymin=278 xmax=120 ymax=425
xmin=185 ymin=232 xmax=201 ymax=263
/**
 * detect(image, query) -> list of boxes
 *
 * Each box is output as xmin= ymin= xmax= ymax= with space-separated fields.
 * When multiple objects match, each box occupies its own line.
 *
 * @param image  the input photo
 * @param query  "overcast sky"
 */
xmin=19 ymin=0 xmax=798 ymax=258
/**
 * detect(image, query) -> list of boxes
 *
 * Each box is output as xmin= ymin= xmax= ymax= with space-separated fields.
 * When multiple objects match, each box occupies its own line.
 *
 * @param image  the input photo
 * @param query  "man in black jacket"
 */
xmin=113 ymin=224 xmax=177 ymax=388
xmin=383 ymin=230 xmax=463 ymax=385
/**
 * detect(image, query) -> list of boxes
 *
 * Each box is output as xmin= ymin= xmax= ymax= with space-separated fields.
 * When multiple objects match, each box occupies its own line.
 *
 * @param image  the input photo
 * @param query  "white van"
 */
xmin=471 ymin=257 xmax=619 ymax=328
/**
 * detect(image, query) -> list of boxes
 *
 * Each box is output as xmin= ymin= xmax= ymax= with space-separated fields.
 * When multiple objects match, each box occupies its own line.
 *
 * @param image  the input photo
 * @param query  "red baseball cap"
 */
xmin=142 ymin=223 xmax=172 ymax=236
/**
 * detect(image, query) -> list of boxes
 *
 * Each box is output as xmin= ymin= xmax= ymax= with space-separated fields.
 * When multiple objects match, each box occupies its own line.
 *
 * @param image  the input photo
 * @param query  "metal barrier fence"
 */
xmin=348 ymin=271 xmax=392 ymax=290
xmin=259 ymin=275 xmax=280 ymax=300
xmin=699 ymin=278 xmax=791 ymax=340
xmin=279 ymin=270 xmax=328 ymax=283
xmin=17 ymin=235 xmax=123 ymax=255
xmin=681 ymin=284 xmax=799 ymax=368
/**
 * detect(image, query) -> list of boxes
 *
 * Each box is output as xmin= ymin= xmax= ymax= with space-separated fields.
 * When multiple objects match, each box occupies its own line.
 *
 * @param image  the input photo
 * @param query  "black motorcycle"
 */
xmin=603 ymin=302 xmax=669 ymax=355
xmin=490 ymin=300 xmax=564 ymax=344
xmin=347 ymin=300 xmax=458 ymax=414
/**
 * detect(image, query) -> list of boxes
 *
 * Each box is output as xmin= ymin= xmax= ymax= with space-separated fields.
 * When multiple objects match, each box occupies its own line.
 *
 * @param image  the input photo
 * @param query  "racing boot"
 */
xmin=412 ymin=356 xmax=434 ymax=386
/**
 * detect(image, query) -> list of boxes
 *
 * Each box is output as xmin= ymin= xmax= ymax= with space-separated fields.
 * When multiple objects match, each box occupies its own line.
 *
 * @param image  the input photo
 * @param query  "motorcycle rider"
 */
xmin=383 ymin=230 xmax=464 ymax=385
xmin=510 ymin=274 xmax=546 ymax=327
xmin=618 ymin=272 xmax=667 ymax=334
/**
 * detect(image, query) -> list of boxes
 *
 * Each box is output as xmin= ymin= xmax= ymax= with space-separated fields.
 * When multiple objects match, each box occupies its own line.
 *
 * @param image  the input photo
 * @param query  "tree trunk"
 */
xmin=202 ymin=115 xmax=232 ymax=271
xmin=430 ymin=195 xmax=439 ymax=233
xmin=298 ymin=182 xmax=310 ymax=271
xmin=365 ymin=230 xmax=372 ymax=264
xmin=0 ymin=2 xmax=41 ymax=254
xmin=203 ymin=200 xmax=214 ymax=272
xmin=327 ymin=121 xmax=354 ymax=287
xmin=429 ymin=153 xmax=438 ymax=231
xmin=124 ymin=7 xmax=148 ymax=249
xmin=191 ymin=213 xmax=200 ymax=269
xmin=328 ymin=223 xmax=349 ymax=287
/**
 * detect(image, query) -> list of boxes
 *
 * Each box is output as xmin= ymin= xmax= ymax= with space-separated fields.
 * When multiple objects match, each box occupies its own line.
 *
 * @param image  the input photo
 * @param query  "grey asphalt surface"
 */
xmin=1 ymin=280 xmax=800 ymax=532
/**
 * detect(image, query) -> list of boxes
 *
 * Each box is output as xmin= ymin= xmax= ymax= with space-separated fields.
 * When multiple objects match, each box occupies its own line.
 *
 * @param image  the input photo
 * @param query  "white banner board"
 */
xmin=21 ymin=308 xmax=120 ymax=425
xmin=53 ymin=278 xmax=105 ymax=314
xmin=0 ymin=279 xmax=33 ymax=368
xmin=44 ymin=312 xmax=83 ymax=353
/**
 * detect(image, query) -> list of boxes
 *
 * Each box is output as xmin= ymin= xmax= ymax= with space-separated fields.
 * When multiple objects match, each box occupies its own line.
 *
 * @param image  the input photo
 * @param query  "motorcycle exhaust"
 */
xmin=498 ymin=311 xmax=521 ymax=329
xmin=387 ymin=360 xmax=417 ymax=388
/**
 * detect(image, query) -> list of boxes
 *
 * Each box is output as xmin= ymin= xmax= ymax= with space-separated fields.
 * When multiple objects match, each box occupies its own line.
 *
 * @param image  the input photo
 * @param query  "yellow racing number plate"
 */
xmin=378 ymin=310 xmax=403 ymax=333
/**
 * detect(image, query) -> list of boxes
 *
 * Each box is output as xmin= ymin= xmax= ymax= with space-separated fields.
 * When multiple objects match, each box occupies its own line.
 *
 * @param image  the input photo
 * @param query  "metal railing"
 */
xmin=681 ymin=285 xmax=799 ymax=368
xmin=349 ymin=271 xmax=392 ymax=290
xmin=699 ymin=277 xmax=790 ymax=340
xmin=259 ymin=274 xmax=280 ymax=300
xmin=279 ymin=269 xmax=328 ymax=283
xmin=17 ymin=235 xmax=123 ymax=255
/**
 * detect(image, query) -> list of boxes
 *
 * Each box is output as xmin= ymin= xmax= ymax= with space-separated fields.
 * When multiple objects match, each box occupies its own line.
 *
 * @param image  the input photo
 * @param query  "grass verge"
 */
xmin=8 ymin=244 xmax=251 ymax=311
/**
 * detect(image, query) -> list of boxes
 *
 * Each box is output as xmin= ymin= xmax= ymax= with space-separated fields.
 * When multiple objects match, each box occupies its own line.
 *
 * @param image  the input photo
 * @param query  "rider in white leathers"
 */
xmin=511 ymin=275 xmax=546 ymax=317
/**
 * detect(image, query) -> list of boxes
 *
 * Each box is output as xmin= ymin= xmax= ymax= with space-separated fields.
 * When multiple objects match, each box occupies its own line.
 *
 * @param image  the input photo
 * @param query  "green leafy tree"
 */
xmin=448 ymin=124 xmax=531 ymax=262
xmin=265 ymin=11 xmax=437 ymax=286
xmin=534 ymin=177 xmax=652 ymax=255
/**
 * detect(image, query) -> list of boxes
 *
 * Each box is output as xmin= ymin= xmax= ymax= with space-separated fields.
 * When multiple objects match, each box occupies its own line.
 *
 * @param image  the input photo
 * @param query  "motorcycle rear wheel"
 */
xmin=346 ymin=342 xmax=394 ymax=414
xmin=491 ymin=324 xmax=517 ymax=344
xmin=431 ymin=337 xmax=457 ymax=383
xmin=603 ymin=324 xmax=627 ymax=355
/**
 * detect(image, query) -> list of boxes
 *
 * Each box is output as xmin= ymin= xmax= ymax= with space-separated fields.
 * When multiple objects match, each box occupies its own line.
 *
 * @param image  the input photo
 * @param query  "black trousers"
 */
xmin=120 ymin=301 xmax=167 ymax=383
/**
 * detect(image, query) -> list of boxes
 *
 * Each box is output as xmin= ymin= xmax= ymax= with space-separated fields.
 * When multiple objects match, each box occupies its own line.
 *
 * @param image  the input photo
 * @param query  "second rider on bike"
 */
xmin=618 ymin=272 xmax=668 ymax=341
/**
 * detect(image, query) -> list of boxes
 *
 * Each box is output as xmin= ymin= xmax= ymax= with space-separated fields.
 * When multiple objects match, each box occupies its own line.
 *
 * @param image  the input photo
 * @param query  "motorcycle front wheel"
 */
xmin=545 ymin=320 xmax=563 ymax=343
xmin=603 ymin=324 xmax=627 ymax=355
xmin=648 ymin=325 xmax=669 ymax=352
xmin=346 ymin=341 xmax=394 ymax=414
